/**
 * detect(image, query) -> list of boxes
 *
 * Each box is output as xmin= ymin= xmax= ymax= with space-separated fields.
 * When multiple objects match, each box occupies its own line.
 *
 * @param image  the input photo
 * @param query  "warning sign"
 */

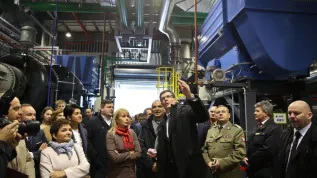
xmin=273 ymin=113 xmax=287 ymax=124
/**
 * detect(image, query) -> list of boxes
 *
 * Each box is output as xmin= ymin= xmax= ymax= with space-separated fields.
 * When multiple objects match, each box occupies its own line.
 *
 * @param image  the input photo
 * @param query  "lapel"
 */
xmin=289 ymin=125 xmax=312 ymax=163
xmin=168 ymin=104 xmax=178 ymax=137
xmin=99 ymin=115 xmax=111 ymax=128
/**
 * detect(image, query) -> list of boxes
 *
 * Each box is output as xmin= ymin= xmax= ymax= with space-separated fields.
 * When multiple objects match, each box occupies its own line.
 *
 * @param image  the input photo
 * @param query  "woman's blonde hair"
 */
xmin=108 ymin=108 xmax=130 ymax=133
xmin=51 ymin=109 xmax=64 ymax=123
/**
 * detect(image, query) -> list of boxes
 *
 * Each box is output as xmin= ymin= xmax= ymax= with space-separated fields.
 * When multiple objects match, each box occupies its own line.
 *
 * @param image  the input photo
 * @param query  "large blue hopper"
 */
xmin=199 ymin=0 xmax=317 ymax=79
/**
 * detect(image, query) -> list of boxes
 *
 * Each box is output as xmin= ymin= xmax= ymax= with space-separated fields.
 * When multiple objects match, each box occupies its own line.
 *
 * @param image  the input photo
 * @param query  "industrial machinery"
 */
xmin=198 ymin=0 xmax=317 ymax=131
xmin=0 ymin=54 xmax=84 ymax=116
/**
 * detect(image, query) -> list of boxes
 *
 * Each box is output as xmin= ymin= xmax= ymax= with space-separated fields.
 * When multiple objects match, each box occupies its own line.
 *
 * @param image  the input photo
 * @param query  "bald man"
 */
xmin=275 ymin=100 xmax=317 ymax=178
xmin=138 ymin=100 xmax=165 ymax=178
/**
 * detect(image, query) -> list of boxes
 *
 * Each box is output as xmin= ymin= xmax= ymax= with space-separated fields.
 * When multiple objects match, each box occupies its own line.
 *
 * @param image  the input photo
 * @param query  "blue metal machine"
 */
xmin=199 ymin=0 xmax=317 ymax=81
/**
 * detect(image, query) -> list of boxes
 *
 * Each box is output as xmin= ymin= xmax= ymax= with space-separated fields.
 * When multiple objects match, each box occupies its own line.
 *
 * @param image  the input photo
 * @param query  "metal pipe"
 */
xmin=117 ymin=0 xmax=129 ymax=28
xmin=135 ymin=0 xmax=144 ymax=28
xmin=194 ymin=0 xmax=198 ymax=84
xmin=28 ymin=14 xmax=55 ymax=39
xmin=0 ymin=17 xmax=21 ymax=35
xmin=159 ymin=0 xmax=181 ymax=66
xmin=71 ymin=12 xmax=93 ymax=43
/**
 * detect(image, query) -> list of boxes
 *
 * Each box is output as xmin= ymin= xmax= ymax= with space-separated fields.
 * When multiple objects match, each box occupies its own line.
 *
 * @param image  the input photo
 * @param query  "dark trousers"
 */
xmin=165 ymin=161 xmax=179 ymax=178
xmin=91 ymin=167 xmax=106 ymax=178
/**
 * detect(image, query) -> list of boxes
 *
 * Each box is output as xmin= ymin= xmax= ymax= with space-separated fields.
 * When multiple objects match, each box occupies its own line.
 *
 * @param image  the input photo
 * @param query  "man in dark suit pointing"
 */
xmin=156 ymin=80 xmax=209 ymax=178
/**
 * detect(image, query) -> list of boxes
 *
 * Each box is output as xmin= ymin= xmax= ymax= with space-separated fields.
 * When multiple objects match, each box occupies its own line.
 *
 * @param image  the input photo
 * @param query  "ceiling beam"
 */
xmin=20 ymin=1 xmax=208 ymax=18
xmin=62 ymin=22 xmax=71 ymax=32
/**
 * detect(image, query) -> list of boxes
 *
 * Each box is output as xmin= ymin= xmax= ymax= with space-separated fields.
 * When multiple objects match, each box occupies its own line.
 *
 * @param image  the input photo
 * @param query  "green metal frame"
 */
xmin=20 ymin=1 xmax=207 ymax=25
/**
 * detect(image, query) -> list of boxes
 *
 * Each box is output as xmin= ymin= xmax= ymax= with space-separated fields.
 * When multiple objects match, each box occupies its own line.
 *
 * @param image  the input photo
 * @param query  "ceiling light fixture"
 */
xmin=66 ymin=32 xmax=71 ymax=38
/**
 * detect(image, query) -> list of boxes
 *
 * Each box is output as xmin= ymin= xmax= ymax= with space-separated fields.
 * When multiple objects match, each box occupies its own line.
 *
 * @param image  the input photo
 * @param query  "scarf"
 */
xmin=116 ymin=127 xmax=135 ymax=150
xmin=50 ymin=140 xmax=74 ymax=159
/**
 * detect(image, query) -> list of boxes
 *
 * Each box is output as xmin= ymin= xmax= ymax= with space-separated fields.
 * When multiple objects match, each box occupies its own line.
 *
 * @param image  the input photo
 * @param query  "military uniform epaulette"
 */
xmin=232 ymin=124 xmax=242 ymax=129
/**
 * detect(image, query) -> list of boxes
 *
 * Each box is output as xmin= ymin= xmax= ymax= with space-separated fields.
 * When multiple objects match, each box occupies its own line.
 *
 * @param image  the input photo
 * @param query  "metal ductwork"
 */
xmin=135 ymin=0 xmax=144 ymax=35
xmin=159 ymin=0 xmax=181 ymax=66
xmin=117 ymin=0 xmax=131 ymax=38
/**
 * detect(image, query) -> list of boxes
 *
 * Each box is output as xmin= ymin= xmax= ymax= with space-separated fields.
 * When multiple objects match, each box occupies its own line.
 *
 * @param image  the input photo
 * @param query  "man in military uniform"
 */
xmin=202 ymin=105 xmax=246 ymax=178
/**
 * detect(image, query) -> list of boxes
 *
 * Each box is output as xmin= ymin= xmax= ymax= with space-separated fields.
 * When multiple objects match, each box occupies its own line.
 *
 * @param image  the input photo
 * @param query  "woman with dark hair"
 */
xmin=40 ymin=106 xmax=53 ymax=129
xmin=43 ymin=109 xmax=65 ymax=141
xmin=106 ymin=108 xmax=141 ymax=178
xmin=64 ymin=104 xmax=88 ymax=154
xmin=40 ymin=119 xmax=90 ymax=178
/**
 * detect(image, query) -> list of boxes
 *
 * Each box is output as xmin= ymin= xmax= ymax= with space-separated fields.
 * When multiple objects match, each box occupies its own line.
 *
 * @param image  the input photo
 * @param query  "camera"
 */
xmin=0 ymin=117 xmax=40 ymax=137
xmin=0 ymin=89 xmax=40 ymax=136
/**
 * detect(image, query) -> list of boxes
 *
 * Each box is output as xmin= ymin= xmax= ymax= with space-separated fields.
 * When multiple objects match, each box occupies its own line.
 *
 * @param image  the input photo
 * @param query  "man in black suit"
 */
xmin=156 ymin=80 xmax=209 ymax=178
xmin=275 ymin=100 xmax=317 ymax=178
xmin=242 ymin=100 xmax=282 ymax=178
xmin=85 ymin=99 xmax=113 ymax=178
xmin=21 ymin=104 xmax=47 ymax=178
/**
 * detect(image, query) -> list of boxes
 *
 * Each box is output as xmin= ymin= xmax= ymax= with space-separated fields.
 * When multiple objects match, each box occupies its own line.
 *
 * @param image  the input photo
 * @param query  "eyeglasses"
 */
xmin=161 ymin=95 xmax=174 ymax=101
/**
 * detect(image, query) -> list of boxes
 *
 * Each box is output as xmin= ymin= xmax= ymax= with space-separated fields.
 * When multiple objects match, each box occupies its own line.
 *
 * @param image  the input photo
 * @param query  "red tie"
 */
xmin=257 ymin=122 xmax=262 ymax=128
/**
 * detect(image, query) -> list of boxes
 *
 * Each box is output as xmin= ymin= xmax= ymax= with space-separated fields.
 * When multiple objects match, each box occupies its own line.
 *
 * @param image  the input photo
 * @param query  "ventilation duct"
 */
xmin=159 ymin=0 xmax=181 ymax=66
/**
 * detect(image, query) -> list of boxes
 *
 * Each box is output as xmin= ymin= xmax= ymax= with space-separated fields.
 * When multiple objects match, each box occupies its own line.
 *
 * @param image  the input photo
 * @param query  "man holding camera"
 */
xmin=0 ymin=121 xmax=20 ymax=178
xmin=6 ymin=97 xmax=35 ymax=178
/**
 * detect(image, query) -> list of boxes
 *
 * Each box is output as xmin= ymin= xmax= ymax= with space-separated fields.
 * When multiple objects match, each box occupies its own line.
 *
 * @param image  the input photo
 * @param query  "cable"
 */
xmin=46 ymin=0 xmax=58 ymax=106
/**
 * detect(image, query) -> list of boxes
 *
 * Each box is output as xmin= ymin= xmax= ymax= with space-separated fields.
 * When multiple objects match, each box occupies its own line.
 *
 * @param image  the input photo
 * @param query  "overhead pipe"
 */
xmin=135 ymin=0 xmax=144 ymax=34
xmin=27 ymin=13 xmax=55 ymax=39
xmin=62 ymin=0 xmax=93 ymax=43
xmin=71 ymin=12 xmax=93 ymax=43
xmin=117 ymin=0 xmax=129 ymax=30
xmin=159 ymin=0 xmax=181 ymax=66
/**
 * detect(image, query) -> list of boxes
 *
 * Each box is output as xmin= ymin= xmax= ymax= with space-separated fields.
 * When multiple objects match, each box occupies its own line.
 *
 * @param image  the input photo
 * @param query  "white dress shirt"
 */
xmin=286 ymin=122 xmax=312 ymax=167
xmin=102 ymin=115 xmax=112 ymax=126
xmin=166 ymin=113 xmax=170 ymax=138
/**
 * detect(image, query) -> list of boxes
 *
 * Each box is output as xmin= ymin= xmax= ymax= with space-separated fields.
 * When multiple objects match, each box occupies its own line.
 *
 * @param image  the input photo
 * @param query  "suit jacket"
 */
xmin=7 ymin=140 xmax=35 ymax=178
xmin=157 ymin=96 xmax=209 ymax=178
xmin=246 ymin=119 xmax=282 ymax=177
xmin=71 ymin=124 xmax=88 ymax=155
xmin=138 ymin=116 xmax=160 ymax=178
xmin=0 ymin=141 xmax=16 ymax=178
xmin=276 ymin=122 xmax=317 ymax=178
xmin=25 ymin=129 xmax=48 ymax=165
xmin=84 ymin=115 xmax=111 ymax=170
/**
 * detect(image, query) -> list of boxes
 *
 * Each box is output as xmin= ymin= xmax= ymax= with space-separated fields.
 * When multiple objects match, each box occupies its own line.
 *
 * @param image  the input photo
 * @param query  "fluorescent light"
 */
xmin=66 ymin=32 xmax=71 ymax=38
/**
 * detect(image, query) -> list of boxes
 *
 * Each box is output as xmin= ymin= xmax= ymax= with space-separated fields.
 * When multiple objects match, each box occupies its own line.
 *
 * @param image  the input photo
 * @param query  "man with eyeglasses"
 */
xmin=155 ymin=79 xmax=209 ymax=178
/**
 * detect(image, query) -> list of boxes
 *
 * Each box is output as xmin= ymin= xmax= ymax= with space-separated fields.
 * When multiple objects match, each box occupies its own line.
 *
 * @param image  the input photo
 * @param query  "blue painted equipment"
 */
xmin=199 ymin=0 xmax=317 ymax=80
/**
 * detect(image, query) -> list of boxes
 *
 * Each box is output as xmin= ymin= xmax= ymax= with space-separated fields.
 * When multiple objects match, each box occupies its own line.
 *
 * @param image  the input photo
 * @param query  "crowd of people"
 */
xmin=0 ymin=79 xmax=317 ymax=178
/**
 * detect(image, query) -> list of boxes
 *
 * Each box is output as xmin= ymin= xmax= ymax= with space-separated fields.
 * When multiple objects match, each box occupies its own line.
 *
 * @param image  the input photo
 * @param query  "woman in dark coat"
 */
xmin=106 ymin=108 xmax=141 ymax=178
xmin=64 ymin=104 xmax=88 ymax=154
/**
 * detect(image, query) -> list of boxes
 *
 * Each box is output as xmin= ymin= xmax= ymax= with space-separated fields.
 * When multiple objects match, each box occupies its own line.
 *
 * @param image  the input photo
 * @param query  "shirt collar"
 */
xmin=218 ymin=121 xmax=229 ymax=128
xmin=294 ymin=122 xmax=312 ymax=137
xmin=261 ymin=118 xmax=269 ymax=125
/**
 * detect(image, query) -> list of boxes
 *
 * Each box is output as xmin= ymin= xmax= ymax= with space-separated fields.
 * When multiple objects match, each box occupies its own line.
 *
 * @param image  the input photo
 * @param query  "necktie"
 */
xmin=218 ymin=125 xmax=223 ymax=133
xmin=287 ymin=131 xmax=301 ymax=169
xmin=257 ymin=122 xmax=262 ymax=128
